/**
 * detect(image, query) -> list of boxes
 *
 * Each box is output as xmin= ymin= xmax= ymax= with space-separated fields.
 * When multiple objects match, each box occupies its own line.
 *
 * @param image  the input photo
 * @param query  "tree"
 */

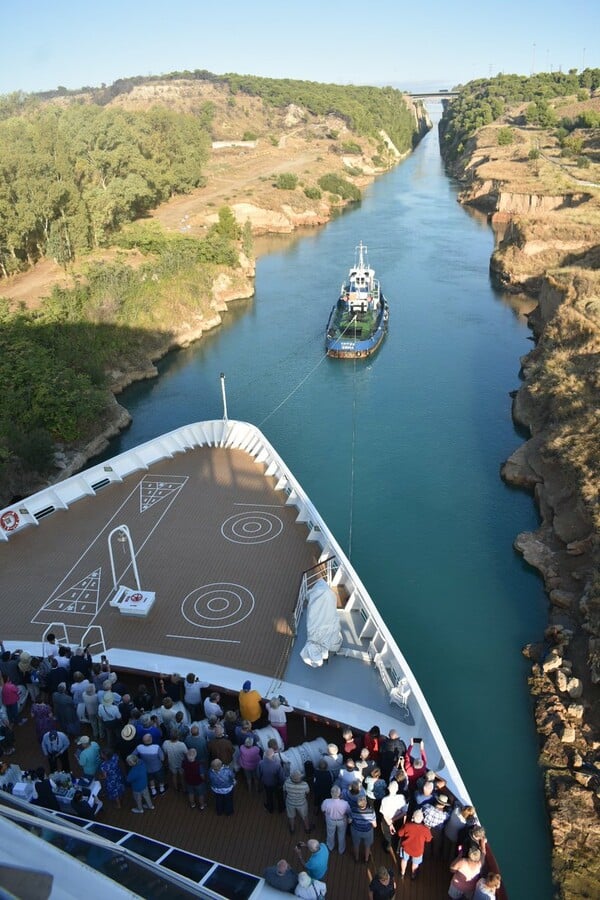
xmin=216 ymin=206 xmax=241 ymax=240
xmin=497 ymin=127 xmax=514 ymax=146
xmin=275 ymin=173 xmax=298 ymax=190
xmin=242 ymin=220 xmax=253 ymax=257
xmin=524 ymin=99 xmax=557 ymax=127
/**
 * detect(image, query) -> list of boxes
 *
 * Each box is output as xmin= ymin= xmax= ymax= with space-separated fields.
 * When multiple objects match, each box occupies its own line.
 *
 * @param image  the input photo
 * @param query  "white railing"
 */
xmin=41 ymin=623 xmax=106 ymax=656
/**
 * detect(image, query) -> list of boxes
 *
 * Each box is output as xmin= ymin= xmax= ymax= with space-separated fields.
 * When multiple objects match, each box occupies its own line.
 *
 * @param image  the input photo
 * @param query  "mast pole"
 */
xmin=220 ymin=372 xmax=229 ymax=422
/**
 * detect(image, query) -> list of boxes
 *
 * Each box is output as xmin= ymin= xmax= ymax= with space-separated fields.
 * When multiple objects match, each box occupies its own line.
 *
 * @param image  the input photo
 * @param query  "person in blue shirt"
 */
xmin=208 ymin=758 xmax=236 ymax=815
xmin=76 ymin=735 xmax=101 ymax=777
xmin=294 ymin=839 xmax=329 ymax=881
xmin=126 ymin=753 xmax=155 ymax=814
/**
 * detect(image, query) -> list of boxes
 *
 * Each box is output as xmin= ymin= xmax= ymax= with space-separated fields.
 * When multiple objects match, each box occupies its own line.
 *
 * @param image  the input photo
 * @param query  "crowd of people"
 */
xmin=0 ymin=640 xmax=501 ymax=898
xmin=261 ymin=726 xmax=501 ymax=898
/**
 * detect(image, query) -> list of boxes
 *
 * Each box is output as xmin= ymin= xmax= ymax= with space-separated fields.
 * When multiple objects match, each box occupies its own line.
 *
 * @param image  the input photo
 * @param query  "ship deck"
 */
xmin=1 ymin=441 xmax=495 ymax=897
xmin=10 ymin=711 xmax=452 ymax=900
xmin=1 ymin=445 xmax=319 ymax=679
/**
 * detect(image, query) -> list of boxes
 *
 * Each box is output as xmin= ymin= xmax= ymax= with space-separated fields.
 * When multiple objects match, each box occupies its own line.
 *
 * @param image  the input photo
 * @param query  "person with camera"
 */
xmin=183 ymin=672 xmax=209 ymax=722
xmin=266 ymin=696 xmax=293 ymax=746
xmin=294 ymin=838 xmax=329 ymax=882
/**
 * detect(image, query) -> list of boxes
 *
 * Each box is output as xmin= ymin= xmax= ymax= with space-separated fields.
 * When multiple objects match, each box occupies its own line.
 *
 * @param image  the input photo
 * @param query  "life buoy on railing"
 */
xmin=0 ymin=510 xmax=19 ymax=532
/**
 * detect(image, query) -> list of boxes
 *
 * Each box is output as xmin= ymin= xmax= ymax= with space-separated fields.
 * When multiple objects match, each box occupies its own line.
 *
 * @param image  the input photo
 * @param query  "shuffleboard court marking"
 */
xmin=32 ymin=475 xmax=188 ymax=627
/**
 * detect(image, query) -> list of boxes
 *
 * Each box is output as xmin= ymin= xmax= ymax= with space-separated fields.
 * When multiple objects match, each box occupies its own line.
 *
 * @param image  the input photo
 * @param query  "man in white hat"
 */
xmin=98 ymin=692 xmax=121 ymax=751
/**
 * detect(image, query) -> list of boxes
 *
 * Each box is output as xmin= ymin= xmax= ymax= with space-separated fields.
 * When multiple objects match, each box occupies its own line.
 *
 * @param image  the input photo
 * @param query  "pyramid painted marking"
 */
xmin=31 ymin=473 xmax=189 ymax=627
xmin=140 ymin=476 xmax=187 ymax=513
xmin=40 ymin=568 xmax=102 ymax=616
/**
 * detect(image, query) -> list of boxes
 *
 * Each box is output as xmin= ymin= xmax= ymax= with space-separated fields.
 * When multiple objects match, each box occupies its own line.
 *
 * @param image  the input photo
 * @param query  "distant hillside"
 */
xmin=0 ymin=70 xmax=421 ymax=279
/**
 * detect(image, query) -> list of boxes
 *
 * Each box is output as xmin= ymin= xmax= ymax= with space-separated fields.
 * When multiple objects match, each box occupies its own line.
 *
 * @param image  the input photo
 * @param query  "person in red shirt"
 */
xmin=403 ymin=738 xmax=428 ymax=787
xmin=1 ymin=677 xmax=21 ymax=726
xmin=396 ymin=808 xmax=432 ymax=880
xmin=363 ymin=726 xmax=381 ymax=763
xmin=341 ymin=727 xmax=361 ymax=761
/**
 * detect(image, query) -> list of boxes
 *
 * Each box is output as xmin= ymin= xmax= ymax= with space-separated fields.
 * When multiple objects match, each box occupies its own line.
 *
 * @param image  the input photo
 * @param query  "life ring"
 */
xmin=0 ymin=510 xmax=19 ymax=532
xmin=129 ymin=592 xmax=143 ymax=603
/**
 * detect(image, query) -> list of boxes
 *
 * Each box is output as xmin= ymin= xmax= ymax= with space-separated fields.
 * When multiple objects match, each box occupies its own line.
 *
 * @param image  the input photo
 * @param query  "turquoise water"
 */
xmin=99 ymin=113 xmax=553 ymax=897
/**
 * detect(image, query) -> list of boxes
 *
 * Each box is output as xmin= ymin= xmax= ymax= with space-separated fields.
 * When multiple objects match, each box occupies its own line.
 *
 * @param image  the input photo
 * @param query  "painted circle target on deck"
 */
xmin=221 ymin=511 xmax=283 ymax=544
xmin=182 ymin=583 xmax=255 ymax=629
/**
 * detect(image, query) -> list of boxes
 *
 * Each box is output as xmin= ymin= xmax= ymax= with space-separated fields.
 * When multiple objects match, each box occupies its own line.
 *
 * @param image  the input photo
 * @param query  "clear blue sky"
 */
xmin=2 ymin=0 xmax=598 ymax=95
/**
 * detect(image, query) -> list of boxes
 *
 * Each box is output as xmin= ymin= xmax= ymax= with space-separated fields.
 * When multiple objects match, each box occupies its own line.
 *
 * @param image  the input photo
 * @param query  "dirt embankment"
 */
xmin=445 ymin=108 xmax=600 ymax=897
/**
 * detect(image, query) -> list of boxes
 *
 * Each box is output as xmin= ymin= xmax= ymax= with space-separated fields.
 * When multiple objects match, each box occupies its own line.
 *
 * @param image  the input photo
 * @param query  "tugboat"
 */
xmin=325 ymin=241 xmax=389 ymax=358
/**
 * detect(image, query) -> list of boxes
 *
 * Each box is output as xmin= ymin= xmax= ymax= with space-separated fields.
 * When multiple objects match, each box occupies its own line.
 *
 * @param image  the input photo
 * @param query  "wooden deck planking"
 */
xmin=9 ymin=712 xmax=452 ymax=899
xmin=0 ymin=447 xmax=318 ymax=678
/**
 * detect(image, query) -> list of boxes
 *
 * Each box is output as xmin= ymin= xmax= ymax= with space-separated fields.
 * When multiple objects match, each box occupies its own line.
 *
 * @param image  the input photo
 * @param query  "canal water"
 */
xmin=99 ymin=108 xmax=553 ymax=897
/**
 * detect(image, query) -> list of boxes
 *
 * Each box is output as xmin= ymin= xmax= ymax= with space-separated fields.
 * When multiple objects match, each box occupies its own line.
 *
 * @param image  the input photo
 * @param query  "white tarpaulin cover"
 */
xmin=300 ymin=578 xmax=343 ymax=667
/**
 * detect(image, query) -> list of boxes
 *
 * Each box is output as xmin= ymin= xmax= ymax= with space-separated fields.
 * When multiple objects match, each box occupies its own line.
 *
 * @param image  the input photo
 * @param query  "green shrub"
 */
xmin=317 ymin=173 xmax=361 ymax=201
xmin=528 ymin=148 xmax=541 ymax=160
xmin=242 ymin=220 xmax=253 ymax=256
xmin=497 ymin=127 xmax=514 ymax=146
xmin=340 ymin=141 xmax=362 ymax=154
xmin=525 ymin=99 xmax=557 ymax=127
xmin=6 ymin=426 xmax=55 ymax=473
xmin=576 ymin=155 xmax=590 ymax=168
xmin=304 ymin=186 xmax=322 ymax=200
xmin=561 ymin=135 xmax=584 ymax=156
xmin=242 ymin=130 xmax=258 ymax=141
xmin=275 ymin=173 xmax=298 ymax=190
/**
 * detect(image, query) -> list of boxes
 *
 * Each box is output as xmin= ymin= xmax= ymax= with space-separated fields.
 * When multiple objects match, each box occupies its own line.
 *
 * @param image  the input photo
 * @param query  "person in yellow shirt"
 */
xmin=238 ymin=680 xmax=263 ymax=725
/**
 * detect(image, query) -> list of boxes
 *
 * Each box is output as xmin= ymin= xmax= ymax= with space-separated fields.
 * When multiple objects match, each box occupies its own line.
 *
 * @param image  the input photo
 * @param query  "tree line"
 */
xmin=0 ymin=71 xmax=418 ymax=280
xmin=439 ymin=69 xmax=600 ymax=161
xmin=0 ymin=104 xmax=212 ymax=277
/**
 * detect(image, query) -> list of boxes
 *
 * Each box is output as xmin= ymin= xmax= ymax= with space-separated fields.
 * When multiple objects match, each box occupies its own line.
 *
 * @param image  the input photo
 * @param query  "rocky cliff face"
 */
xmin=447 ymin=118 xmax=600 ymax=896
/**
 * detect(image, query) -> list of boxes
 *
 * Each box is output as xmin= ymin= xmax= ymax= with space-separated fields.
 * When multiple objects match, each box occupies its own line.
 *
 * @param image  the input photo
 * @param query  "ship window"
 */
xmin=91 ymin=478 xmax=110 ymax=492
xmin=57 ymin=813 xmax=89 ymax=827
xmin=86 ymin=822 xmax=126 ymax=842
xmin=120 ymin=833 xmax=168 ymax=861
xmin=161 ymin=849 xmax=213 ymax=883
xmin=203 ymin=865 xmax=260 ymax=899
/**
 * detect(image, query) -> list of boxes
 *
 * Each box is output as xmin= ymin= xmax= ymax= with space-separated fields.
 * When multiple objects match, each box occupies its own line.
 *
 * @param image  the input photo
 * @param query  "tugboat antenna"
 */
xmin=220 ymin=373 xmax=229 ymax=422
